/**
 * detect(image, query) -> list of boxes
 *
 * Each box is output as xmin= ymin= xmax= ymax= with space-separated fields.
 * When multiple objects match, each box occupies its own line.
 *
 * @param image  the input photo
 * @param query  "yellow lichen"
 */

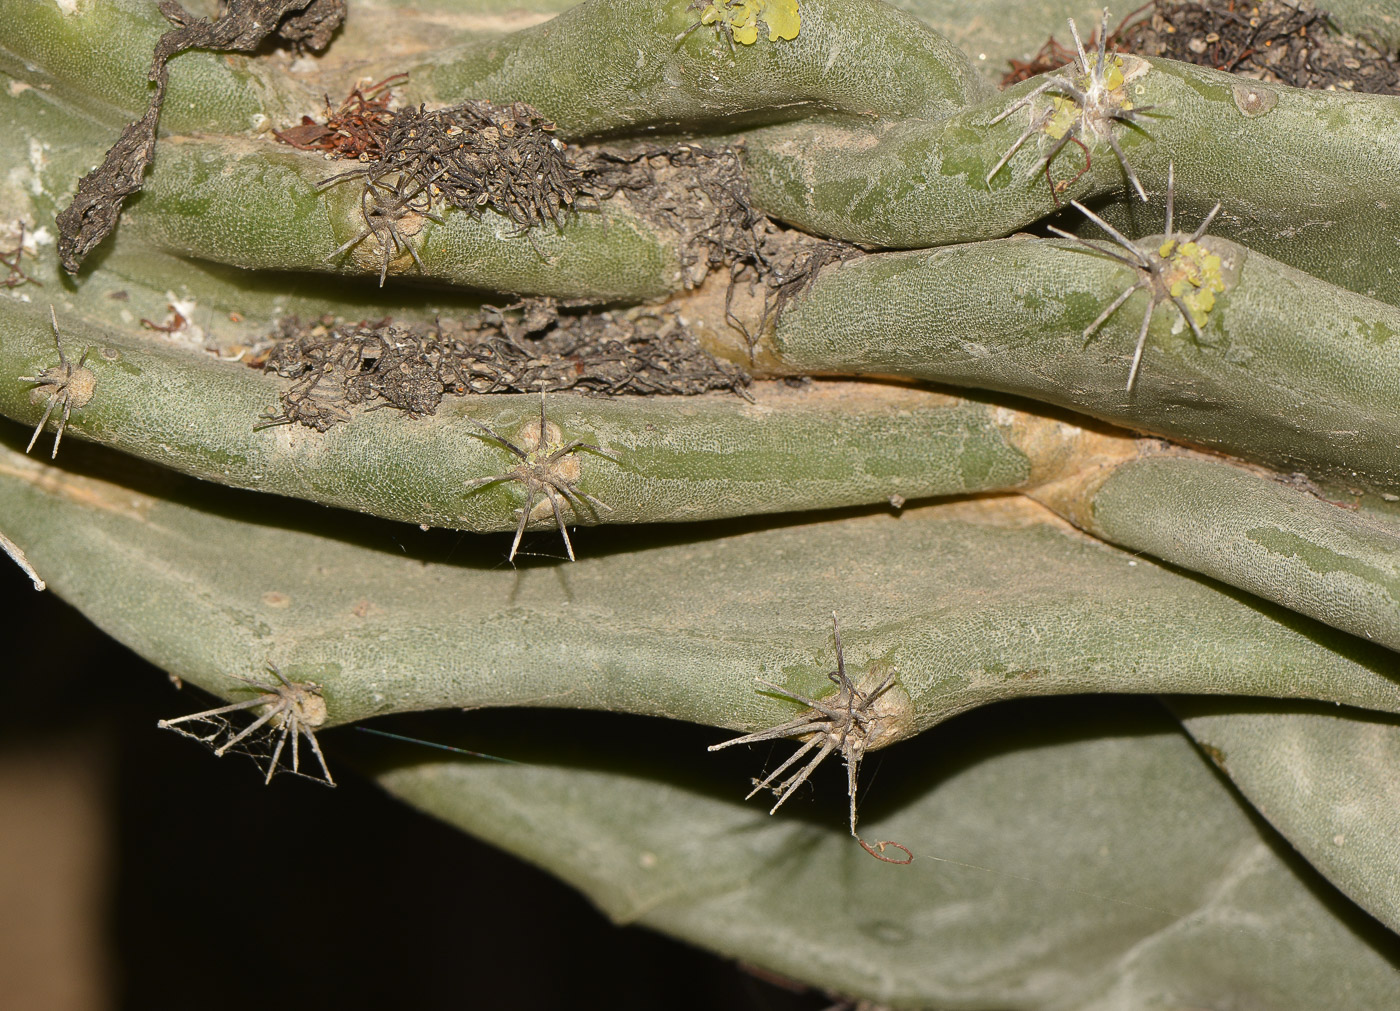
xmin=698 ymin=0 xmax=800 ymax=45
xmin=1164 ymin=241 xmax=1226 ymax=328
xmin=1044 ymin=96 xmax=1079 ymax=140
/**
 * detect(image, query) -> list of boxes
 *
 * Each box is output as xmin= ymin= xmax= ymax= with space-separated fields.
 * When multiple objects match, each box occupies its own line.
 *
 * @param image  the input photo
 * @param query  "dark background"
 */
xmin=0 ymin=559 xmax=836 ymax=1011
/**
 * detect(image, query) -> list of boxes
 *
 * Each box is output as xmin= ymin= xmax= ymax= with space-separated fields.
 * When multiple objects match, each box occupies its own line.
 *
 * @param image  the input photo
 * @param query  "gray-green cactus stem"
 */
xmin=0 ymin=302 xmax=1036 ymax=531
xmin=1034 ymin=449 xmax=1400 ymax=652
xmin=4 ymin=443 xmax=1400 ymax=734
xmin=0 ymin=0 xmax=314 ymax=134
xmin=743 ymin=57 xmax=1400 ymax=304
xmin=1171 ymin=698 xmax=1400 ymax=934
xmin=739 ymin=233 xmax=1400 ymax=496
xmin=396 ymin=0 xmax=990 ymax=137
xmin=121 ymin=137 xmax=681 ymax=301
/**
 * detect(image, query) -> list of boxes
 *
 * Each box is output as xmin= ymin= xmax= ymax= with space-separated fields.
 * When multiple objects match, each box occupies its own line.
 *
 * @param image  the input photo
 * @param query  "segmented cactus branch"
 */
xmin=6 ymin=0 xmax=1400 ymax=998
xmin=986 ymin=8 xmax=1152 ymax=201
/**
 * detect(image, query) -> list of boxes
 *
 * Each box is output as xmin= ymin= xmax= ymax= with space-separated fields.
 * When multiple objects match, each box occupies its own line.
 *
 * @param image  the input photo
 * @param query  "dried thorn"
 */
xmin=1082 ymin=279 xmax=1146 ymax=345
xmin=745 ymin=734 xmax=825 ymax=801
xmin=989 ymin=79 xmax=1057 ymax=126
xmin=767 ymin=738 xmax=839 ymax=816
xmin=0 ymin=528 xmax=45 ymax=591
xmin=1046 ymin=225 xmax=1145 ymax=269
xmin=1105 ymin=129 xmax=1148 ymax=201
xmin=1067 ymin=200 xmax=1148 ymax=262
xmin=158 ymin=666 xmax=334 ymax=786
xmin=462 ymin=392 xmax=617 ymax=563
xmin=1095 ymin=6 xmax=1110 ymax=71
xmin=985 ymin=118 xmax=1042 ymax=187
xmin=1168 ymin=291 xmax=1207 ymax=344
xmin=711 ymin=614 xmax=899 ymax=836
xmin=1068 ymin=16 xmax=1090 ymax=70
xmin=1064 ymin=169 xmax=1226 ymax=392
xmin=1 ymin=221 xmax=40 ymax=288
xmin=1186 ymin=201 xmax=1223 ymax=244
xmin=1125 ymin=296 xmax=1156 ymax=392
xmin=1165 ymin=160 xmax=1175 ymax=236
xmin=708 ymin=716 xmax=827 ymax=751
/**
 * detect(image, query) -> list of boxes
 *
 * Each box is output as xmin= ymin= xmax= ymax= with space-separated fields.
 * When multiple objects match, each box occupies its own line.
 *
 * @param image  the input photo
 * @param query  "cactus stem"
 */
xmin=324 ymin=169 xmax=446 ymax=287
xmin=17 ymin=306 xmax=96 ymax=460
xmin=463 ymin=392 xmax=618 ymax=563
xmin=158 ymin=666 xmax=334 ymax=786
xmin=709 ymin=613 xmax=899 ymax=836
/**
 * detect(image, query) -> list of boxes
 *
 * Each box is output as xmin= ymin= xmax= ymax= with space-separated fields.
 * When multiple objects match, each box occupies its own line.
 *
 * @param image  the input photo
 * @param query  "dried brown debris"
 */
xmin=310 ymin=93 xmax=587 ymax=283
xmin=1002 ymin=8 xmax=1138 ymax=86
xmin=1118 ymin=0 xmax=1399 ymax=93
xmin=256 ymin=305 xmax=750 ymax=431
xmin=280 ymin=78 xmax=582 ymax=231
xmin=1007 ymin=1 xmax=1400 ymax=94
xmin=158 ymin=666 xmax=335 ymax=786
xmin=274 ymin=74 xmax=404 ymax=160
xmin=56 ymin=0 xmax=345 ymax=274
xmin=585 ymin=144 xmax=863 ymax=353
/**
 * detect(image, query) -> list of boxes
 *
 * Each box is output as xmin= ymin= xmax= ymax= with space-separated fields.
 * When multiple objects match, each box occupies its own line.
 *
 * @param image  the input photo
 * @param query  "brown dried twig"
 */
xmin=256 ymin=308 xmax=749 ymax=431
xmin=1 ymin=222 xmax=40 ymax=289
xmin=56 ymin=0 xmax=345 ymax=273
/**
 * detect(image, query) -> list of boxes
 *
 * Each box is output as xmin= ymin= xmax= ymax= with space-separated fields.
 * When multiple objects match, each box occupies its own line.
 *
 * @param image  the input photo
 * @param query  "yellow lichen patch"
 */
xmin=1044 ymin=96 xmax=1079 ymax=140
xmin=699 ymin=0 xmax=800 ymax=45
xmin=1093 ymin=52 xmax=1127 ymax=93
xmin=1164 ymin=241 xmax=1226 ymax=328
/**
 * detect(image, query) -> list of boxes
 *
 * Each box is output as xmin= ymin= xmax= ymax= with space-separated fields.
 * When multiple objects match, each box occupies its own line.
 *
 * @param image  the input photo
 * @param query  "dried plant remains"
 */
xmin=274 ymin=73 xmax=403 ymax=160
xmin=1 ymin=222 xmax=39 ymax=289
xmin=316 ymin=97 xmax=585 ymax=282
xmin=255 ymin=307 xmax=749 ymax=432
xmin=277 ymin=84 xmax=858 ymax=338
xmin=585 ymin=144 xmax=863 ymax=353
xmin=1119 ymin=0 xmax=1400 ymax=95
xmin=56 ymin=0 xmax=344 ymax=273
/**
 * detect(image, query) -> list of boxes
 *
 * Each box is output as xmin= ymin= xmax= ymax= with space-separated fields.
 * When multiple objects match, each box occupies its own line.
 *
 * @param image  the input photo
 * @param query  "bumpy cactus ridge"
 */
xmin=11 ymin=299 xmax=1400 ymax=652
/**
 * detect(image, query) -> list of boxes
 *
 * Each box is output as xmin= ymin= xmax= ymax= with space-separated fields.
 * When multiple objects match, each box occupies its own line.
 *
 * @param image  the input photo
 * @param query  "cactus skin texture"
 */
xmin=5 ymin=0 xmax=1400 ymax=1005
